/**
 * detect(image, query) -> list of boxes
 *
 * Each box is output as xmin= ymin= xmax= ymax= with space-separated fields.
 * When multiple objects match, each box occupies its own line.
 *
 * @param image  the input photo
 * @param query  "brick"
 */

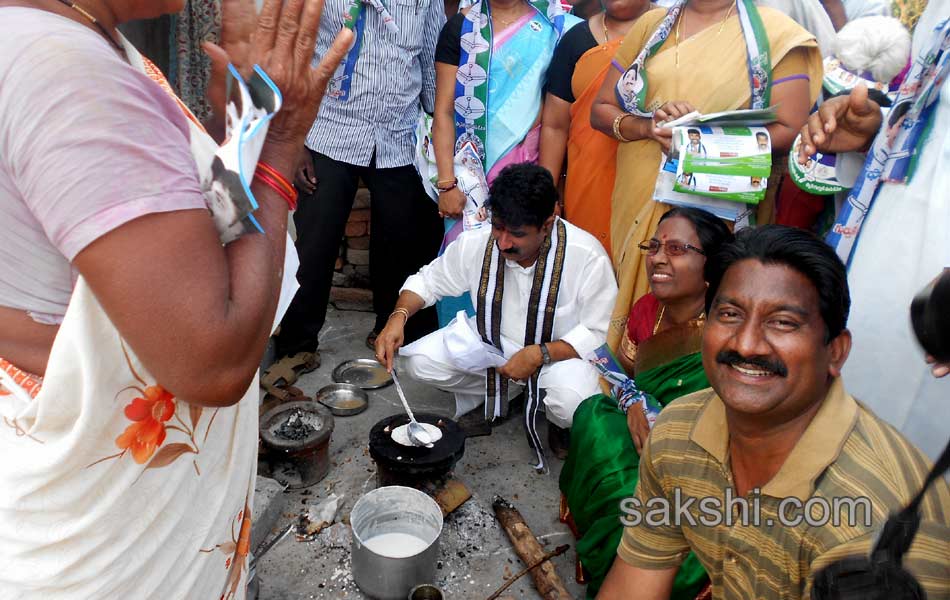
xmin=342 ymin=264 xmax=356 ymax=276
xmin=334 ymin=256 xmax=344 ymax=270
xmin=353 ymin=265 xmax=371 ymax=278
xmin=344 ymin=221 xmax=366 ymax=237
xmin=347 ymin=236 xmax=371 ymax=250
xmin=347 ymin=248 xmax=370 ymax=266
xmin=330 ymin=286 xmax=374 ymax=311
xmin=349 ymin=208 xmax=371 ymax=223
xmin=332 ymin=271 xmax=347 ymax=287
xmin=352 ymin=188 xmax=371 ymax=209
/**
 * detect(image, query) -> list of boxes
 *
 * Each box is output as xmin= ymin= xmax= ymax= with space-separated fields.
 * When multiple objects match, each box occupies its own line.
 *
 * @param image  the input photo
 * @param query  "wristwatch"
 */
xmin=539 ymin=343 xmax=552 ymax=366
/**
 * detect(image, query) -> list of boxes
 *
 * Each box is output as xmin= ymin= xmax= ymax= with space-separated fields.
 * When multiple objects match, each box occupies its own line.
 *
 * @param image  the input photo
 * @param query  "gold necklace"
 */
xmin=653 ymin=305 xmax=666 ymax=335
xmin=55 ymin=0 xmax=124 ymax=51
xmin=653 ymin=304 xmax=706 ymax=334
xmin=602 ymin=13 xmax=610 ymax=43
xmin=674 ymin=2 xmax=735 ymax=68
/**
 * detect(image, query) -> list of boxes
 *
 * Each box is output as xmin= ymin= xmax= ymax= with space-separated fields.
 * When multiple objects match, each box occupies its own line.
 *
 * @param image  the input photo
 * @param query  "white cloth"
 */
xmin=0 ymin=281 xmax=259 ymax=600
xmin=757 ymin=0 xmax=837 ymax=56
xmin=0 ymin=32 xmax=296 ymax=600
xmin=843 ymin=0 xmax=892 ymax=21
xmin=399 ymin=219 xmax=617 ymax=426
xmin=842 ymin=1 xmax=950 ymax=461
xmin=401 ymin=219 xmax=618 ymax=362
xmin=400 ymin=322 xmax=601 ymax=427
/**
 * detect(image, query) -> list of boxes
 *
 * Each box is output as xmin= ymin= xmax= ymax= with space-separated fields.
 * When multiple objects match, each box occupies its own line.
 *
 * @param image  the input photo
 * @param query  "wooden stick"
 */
xmin=492 ymin=495 xmax=572 ymax=599
xmin=486 ymin=544 xmax=570 ymax=600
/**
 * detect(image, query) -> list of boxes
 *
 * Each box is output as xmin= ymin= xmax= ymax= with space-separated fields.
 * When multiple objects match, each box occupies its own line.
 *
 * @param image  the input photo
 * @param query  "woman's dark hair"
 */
xmin=704 ymin=225 xmax=851 ymax=342
xmin=658 ymin=206 xmax=733 ymax=265
xmin=487 ymin=163 xmax=557 ymax=229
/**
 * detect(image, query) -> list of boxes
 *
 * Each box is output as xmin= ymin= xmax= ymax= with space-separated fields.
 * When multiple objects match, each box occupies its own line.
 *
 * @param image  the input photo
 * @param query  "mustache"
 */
xmin=715 ymin=350 xmax=788 ymax=377
xmin=500 ymin=246 xmax=520 ymax=256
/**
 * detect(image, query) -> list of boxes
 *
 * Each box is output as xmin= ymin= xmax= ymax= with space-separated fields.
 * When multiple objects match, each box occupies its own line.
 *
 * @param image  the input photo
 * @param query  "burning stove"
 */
xmin=368 ymin=413 xmax=468 ymax=488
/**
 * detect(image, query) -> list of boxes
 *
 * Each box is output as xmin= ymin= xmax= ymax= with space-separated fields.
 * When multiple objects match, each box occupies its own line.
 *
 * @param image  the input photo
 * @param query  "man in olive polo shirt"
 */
xmin=598 ymin=226 xmax=950 ymax=600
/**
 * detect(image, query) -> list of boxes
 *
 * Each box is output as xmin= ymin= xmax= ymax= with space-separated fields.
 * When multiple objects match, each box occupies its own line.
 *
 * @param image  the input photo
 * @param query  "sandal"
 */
xmin=365 ymin=330 xmax=380 ymax=351
xmin=261 ymin=351 xmax=320 ymax=389
xmin=260 ymin=384 xmax=311 ymax=417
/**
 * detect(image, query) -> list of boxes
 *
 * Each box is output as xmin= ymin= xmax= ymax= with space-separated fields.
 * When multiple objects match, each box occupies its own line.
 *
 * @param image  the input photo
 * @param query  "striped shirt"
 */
xmin=305 ymin=0 xmax=445 ymax=168
xmin=618 ymin=378 xmax=950 ymax=599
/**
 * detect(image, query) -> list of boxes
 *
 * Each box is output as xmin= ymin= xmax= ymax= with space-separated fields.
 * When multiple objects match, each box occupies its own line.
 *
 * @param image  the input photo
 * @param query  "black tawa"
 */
xmin=369 ymin=412 xmax=467 ymax=486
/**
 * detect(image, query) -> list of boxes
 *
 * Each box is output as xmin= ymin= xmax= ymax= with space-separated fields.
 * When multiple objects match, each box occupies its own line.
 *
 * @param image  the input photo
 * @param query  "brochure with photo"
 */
xmin=654 ymin=157 xmax=756 ymax=227
xmin=678 ymin=126 xmax=772 ymax=176
xmin=787 ymin=134 xmax=849 ymax=195
xmin=414 ymin=117 xmax=491 ymax=233
xmin=660 ymin=106 xmax=778 ymax=128
xmin=665 ymin=126 xmax=771 ymax=204
xmin=204 ymin=65 xmax=282 ymax=244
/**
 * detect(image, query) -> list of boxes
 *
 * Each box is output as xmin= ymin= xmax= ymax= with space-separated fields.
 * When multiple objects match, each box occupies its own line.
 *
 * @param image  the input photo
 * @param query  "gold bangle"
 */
xmin=612 ymin=113 xmax=634 ymax=143
xmin=389 ymin=308 xmax=410 ymax=323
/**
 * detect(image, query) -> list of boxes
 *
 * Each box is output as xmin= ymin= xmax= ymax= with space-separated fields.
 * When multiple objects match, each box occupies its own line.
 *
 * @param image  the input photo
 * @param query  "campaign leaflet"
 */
xmin=672 ymin=126 xmax=772 ymax=204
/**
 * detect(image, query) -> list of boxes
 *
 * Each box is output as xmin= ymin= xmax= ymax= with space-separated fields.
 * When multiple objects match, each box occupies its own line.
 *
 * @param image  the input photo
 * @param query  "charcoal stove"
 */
xmin=369 ymin=413 xmax=479 ymax=488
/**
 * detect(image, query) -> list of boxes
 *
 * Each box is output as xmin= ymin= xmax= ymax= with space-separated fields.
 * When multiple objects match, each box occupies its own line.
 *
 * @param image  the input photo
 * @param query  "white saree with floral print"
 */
xmin=0 ymin=37 xmax=294 ymax=600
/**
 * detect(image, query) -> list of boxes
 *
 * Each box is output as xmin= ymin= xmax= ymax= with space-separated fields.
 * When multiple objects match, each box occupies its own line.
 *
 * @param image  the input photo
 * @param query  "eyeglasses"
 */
xmin=638 ymin=239 xmax=705 ymax=256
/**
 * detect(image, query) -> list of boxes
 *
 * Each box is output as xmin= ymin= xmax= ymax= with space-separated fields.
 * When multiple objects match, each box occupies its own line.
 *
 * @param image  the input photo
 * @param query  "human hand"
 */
xmin=374 ymin=318 xmax=405 ymax=372
xmin=649 ymin=101 xmax=695 ymax=154
xmin=626 ymin=404 xmax=650 ymax=453
xmin=498 ymin=345 xmax=543 ymax=382
xmin=251 ymin=0 xmax=355 ymax=149
xmin=926 ymin=355 xmax=950 ymax=378
xmin=438 ymin=187 xmax=467 ymax=220
xmin=798 ymin=84 xmax=882 ymax=162
xmin=653 ymin=100 xmax=696 ymax=125
xmin=203 ymin=0 xmax=257 ymax=123
xmin=294 ymin=151 xmax=318 ymax=195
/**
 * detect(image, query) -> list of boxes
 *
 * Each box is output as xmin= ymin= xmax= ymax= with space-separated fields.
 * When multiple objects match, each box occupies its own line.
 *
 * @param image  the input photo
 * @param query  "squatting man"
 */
xmin=375 ymin=164 xmax=617 ymax=465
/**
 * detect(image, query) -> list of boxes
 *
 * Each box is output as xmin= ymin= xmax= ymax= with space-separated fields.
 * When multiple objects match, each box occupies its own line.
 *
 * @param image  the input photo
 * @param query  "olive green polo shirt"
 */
xmin=618 ymin=378 xmax=950 ymax=599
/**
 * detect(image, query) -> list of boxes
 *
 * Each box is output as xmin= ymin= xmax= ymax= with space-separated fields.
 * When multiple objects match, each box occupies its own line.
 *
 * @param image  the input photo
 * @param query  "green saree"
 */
xmin=560 ymin=332 xmax=709 ymax=598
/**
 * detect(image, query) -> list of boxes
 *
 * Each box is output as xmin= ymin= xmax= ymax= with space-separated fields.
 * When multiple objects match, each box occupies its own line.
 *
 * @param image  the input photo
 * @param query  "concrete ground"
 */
xmin=255 ymin=302 xmax=587 ymax=600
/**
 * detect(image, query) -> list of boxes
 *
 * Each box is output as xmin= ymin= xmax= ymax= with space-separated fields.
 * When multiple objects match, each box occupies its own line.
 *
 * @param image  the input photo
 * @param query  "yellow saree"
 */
xmin=606 ymin=7 xmax=822 ymax=349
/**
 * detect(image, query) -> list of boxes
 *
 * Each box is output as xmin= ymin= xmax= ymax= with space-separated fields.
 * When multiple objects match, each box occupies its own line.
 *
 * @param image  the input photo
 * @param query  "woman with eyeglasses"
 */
xmin=559 ymin=206 xmax=732 ymax=599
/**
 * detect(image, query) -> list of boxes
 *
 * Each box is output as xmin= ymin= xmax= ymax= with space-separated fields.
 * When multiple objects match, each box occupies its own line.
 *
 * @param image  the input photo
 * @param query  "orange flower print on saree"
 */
xmin=87 ymin=343 xmax=218 ymax=476
xmin=115 ymin=385 xmax=176 ymax=463
xmin=201 ymin=501 xmax=252 ymax=600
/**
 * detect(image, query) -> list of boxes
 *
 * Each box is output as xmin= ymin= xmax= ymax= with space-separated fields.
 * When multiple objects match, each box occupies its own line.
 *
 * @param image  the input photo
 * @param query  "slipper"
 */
xmin=365 ymin=330 xmax=379 ymax=351
xmin=260 ymin=384 xmax=311 ymax=417
xmin=261 ymin=351 xmax=320 ymax=389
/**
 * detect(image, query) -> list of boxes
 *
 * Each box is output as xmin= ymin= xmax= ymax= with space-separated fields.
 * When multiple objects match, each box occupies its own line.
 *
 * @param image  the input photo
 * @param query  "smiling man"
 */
xmin=374 ymin=164 xmax=617 ymax=467
xmin=598 ymin=225 xmax=950 ymax=600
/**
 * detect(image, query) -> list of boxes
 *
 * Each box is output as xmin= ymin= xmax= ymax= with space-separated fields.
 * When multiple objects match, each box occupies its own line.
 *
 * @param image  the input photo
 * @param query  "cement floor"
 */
xmin=256 ymin=304 xmax=587 ymax=600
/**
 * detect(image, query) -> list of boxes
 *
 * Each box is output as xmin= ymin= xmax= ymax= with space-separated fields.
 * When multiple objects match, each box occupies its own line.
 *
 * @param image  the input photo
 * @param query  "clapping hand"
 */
xmin=203 ymin=0 xmax=354 ymax=149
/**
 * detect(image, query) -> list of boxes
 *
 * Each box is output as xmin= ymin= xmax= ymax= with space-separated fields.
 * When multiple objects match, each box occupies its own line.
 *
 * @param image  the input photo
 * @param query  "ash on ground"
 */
xmin=274 ymin=409 xmax=319 ymax=441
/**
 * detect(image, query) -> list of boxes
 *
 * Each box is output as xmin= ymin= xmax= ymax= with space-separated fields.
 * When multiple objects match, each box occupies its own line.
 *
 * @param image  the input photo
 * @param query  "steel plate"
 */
xmin=331 ymin=358 xmax=393 ymax=390
xmin=316 ymin=383 xmax=369 ymax=416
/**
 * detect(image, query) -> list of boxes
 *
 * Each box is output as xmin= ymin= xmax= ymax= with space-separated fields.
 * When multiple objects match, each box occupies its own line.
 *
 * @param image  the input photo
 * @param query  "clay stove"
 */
xmin=368 ymin=413 xmax=467 ymax=488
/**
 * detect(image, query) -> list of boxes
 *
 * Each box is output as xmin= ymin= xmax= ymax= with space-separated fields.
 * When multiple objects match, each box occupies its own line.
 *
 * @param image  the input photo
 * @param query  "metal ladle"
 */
xmin=391 ymin=369 xmax=433 ymax=447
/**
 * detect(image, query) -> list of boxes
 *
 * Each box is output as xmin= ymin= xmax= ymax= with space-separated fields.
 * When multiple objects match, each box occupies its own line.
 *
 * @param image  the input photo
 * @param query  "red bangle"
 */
xmin=255 ymin=161 xmax=298 ymax=209
xmin=254 ymin=170 xmax=298 ymax=210
xmin=257 ymin=161 xmax=296 ymax=196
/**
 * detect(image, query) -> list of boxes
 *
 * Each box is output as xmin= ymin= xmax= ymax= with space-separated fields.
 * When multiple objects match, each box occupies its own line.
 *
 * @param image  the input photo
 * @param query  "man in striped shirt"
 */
xmin=275 ymin=0 xmax=447 ymax=360
xmin=598 ymin=226 xmax=950 ymax=600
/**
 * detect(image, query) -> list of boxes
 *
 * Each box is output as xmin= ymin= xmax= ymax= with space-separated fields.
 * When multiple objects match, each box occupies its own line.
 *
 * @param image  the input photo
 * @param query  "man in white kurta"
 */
xmin=374 ymin=165 xmax=617 ymax=435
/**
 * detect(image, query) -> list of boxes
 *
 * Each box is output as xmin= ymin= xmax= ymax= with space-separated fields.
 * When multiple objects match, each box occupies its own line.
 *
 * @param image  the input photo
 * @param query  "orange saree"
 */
xmin=563 ymin=38 xmax=623 ymax=256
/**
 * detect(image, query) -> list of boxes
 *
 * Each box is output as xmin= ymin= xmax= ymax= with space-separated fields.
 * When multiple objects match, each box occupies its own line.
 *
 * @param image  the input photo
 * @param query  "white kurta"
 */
xmin=841 ymin=0 xmax=950 ymax=461
xmin=398 ymin=219 xmax=618 ymax=427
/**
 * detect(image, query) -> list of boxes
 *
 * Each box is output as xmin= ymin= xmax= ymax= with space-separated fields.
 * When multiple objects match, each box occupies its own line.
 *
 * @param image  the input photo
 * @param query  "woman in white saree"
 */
xmin=0 ymin=0 xmax=351 ymax=597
